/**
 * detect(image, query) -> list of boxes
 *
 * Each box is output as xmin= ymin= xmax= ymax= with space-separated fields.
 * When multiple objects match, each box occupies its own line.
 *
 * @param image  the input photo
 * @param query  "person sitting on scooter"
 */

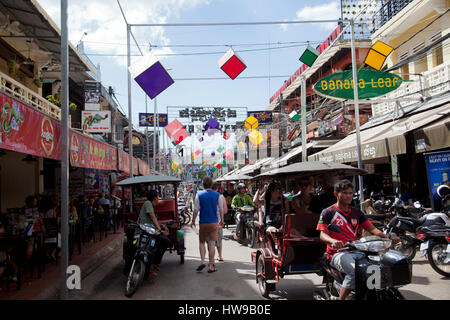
xmin=231 ymin=183 xmax=255 ymax=241
xmin=139 ymin=190 xmax=170 ymax=274
xmin=316 ymin=179 xmax=399 ymax=300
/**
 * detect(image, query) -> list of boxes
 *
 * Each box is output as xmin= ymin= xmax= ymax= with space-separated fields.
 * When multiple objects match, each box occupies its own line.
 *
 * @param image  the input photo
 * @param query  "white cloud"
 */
xmin=36 ymin=0 xmax=211 ymax=67
xmin=296 ymin=1 xmax=340 ymax=31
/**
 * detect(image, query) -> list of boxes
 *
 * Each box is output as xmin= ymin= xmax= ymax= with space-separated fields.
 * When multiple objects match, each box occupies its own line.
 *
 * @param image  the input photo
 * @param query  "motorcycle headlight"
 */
xmin=139 ymin=223 xmax=159 ymax=235
xmin=353 ymin=237 xmax=392 ymax=253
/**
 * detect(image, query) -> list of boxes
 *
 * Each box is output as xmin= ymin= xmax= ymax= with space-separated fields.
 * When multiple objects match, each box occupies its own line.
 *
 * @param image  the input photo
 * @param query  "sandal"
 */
xmin=217 ymin=258 xmax=224 ymax=262
xmin=207 ymin=266 xmax=217 ymax=273
xmin=196 ymin=264 xmax=206 ymax=272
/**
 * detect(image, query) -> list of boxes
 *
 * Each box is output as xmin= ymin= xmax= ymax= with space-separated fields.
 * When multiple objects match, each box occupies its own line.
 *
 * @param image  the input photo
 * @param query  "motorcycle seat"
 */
xmin=397 ymin=216 xmax=426 ymax=226
xmin=368 ymin=214 xmax=386 ymax=221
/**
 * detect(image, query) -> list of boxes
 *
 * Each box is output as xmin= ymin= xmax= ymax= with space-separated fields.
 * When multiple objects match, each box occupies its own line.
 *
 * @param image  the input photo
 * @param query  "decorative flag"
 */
xmin=165 ymin=119 xmax=188 ymax=145
xmin=248 ymin=129 xmax=263 ymax=146
xmin=224 ymin=150 xmax=233 ymax=160
xmin=218 ymin=48 xmax=247 ymax=80
xmin=289 ymin=110 xmax=300 ymax=122
xmin=299 ymin=45 xmax=320 ymax=67
xmin=364 ymin=40 xmax=394 ymax=71
xmin=244 ymin=115 xmax=258 ymax=130
xmin=128 ymin=51 xmax=174 ymax=99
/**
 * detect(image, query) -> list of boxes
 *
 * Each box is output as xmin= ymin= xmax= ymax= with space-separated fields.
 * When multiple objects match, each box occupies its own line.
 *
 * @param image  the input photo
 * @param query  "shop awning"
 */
xmin=269 ymin=143 xmax=314 ymax=168
xmin=239 ymin=157 xmax=274 ymax=175
xmin=309 ymin=102 xmax=450 ymax=163
xmin=414 ymin=115 xmax=450 ymax=153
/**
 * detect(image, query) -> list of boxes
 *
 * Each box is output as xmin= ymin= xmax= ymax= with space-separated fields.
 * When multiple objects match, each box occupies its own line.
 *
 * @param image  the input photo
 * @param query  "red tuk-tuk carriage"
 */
xmin=117 ymin=174 xmax=185 ymax=264
xmin=250 ymin=161 xmax=366 ymax=298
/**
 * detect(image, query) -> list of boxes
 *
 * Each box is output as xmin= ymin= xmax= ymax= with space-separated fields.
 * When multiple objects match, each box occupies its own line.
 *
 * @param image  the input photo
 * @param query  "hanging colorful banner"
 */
xmin=0 ymin=92 xmax=61 ymax=160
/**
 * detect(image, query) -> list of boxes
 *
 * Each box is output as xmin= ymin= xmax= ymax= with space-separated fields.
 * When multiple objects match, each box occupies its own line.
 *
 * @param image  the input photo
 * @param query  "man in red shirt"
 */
xmin=316 ymin=179 xmax=395 ymax=300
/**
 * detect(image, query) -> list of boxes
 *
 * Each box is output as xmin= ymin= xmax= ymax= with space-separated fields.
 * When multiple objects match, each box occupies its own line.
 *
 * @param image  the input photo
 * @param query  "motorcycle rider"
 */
xmin=231 ymin=183 xmax=255 ymax=242
xmin=316 ymin=179 xmax=399 ymax=300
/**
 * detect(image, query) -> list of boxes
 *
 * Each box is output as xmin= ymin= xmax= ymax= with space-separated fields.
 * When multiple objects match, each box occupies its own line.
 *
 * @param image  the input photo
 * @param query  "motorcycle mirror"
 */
xmin=327 ymin=224 xmax=341 ymax=233
xmin=413 ymin=201 xmax=421 ymax=209
xmin=370 ymin=191 xmax=374 ymax=197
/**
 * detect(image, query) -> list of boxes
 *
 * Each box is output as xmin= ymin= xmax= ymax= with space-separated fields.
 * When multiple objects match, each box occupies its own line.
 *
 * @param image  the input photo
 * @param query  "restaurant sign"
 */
xmin=313 ymin=69 xmax=403 ymax=100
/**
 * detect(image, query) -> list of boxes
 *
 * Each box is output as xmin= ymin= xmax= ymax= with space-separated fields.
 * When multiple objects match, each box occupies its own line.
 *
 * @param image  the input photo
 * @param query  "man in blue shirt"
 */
xmin=191 ymin=177 xmax=224 ymax=273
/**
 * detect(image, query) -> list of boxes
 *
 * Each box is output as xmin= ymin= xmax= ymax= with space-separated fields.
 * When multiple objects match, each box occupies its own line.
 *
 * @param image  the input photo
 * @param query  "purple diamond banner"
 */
xmin=129 ymin=52 xmax=174 ymax=99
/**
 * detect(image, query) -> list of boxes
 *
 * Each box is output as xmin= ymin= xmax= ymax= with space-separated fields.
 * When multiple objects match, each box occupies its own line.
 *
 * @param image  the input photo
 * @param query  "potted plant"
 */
xmin=46 ymin=86 xmax=78 ymax=111
xmin=7 ymin=59 xmax=19 ymax=75
xmin=33 ymin=78 xmax=42 ymax=88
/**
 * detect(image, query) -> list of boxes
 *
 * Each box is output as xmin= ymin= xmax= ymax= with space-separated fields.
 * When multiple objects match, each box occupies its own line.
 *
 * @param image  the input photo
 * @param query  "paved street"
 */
xmin=68 ymin=224 xmax=450 ymax=300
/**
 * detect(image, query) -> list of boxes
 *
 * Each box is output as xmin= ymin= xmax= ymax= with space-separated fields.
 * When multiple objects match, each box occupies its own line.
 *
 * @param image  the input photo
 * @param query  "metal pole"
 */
xmin=60 ymin=0 xmax=69 ymax=300
xmin=127 ymin=23 xmax=133 ymax=212
xmin=350 ymin=20 xmax=364 ymax=206
xmin=301 ymin=75 xmax=307 ymax=162
xmin=153 ymin=98 xmax=157 ymax=171
xmin=145 ymin=95 xmax=150 ymax=167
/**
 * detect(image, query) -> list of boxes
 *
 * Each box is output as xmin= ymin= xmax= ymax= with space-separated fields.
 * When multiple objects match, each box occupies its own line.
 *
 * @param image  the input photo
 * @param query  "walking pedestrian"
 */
xmin=211 ymin=181 xmax=227 ymax=262
xmin=190 ymin=177 xmax=224 ymax=273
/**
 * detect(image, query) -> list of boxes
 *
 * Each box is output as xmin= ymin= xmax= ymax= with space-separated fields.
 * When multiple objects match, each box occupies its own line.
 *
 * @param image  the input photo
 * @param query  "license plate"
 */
xmin=420 ymin=241 xmax=429 ymax=251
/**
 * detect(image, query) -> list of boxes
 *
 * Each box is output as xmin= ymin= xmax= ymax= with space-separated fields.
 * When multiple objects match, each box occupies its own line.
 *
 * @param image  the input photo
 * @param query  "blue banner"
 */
xmin=139 ymin=113 xmax=169 ymax=127
xmin=247 ymin=111 xmax=273 ymax=124
xmin=425 ymin=150 xmax=450 ymax=210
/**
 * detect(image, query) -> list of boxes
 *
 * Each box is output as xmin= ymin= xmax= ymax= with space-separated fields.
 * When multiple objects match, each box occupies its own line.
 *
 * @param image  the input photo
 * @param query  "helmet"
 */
xmin=373 ymin=200 xmax=384 ymax=212
xmin=437 ymin=185 xmax=450 ymax=198
xmin=237 ymin=183 xmax=246 ymax=189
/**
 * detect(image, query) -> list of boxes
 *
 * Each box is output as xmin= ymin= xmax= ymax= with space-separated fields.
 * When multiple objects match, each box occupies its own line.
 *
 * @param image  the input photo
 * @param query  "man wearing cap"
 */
xmin=231 ymin=183 xmax=255 ymax=242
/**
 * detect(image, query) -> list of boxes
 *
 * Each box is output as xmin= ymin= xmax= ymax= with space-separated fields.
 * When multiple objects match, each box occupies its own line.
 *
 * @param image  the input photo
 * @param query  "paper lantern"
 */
xmin=205 ymin=118 xmax=220 ymax=136
xmin=244 ymin=116 xmax=258 ymax=130
xmin=198 ymin=136 xmax=204 ymax=142
xmin=224 ymin=150 xmax=233 ymax=160
xmin=238 ymin=141 xmax=245 ymax=148
xmin=221 ymin=159 xmax=227 ymax=166
xmin=195 ymin=149 xmax=201 ymax=156
xmin=218 ymin=48 xmax=247 ymax=80
xmin=128 ymin=51 xmax=174 ymax=99
xmin=211 ymin=167 xmax=217 ymax=173
xmin=223 ymin=132 xmax=231 ymax=140
xmin=248 ymin=129 xmax=263 ymax=146
xmin=171 ymin=162 xmax=179 ymax=170
xmin=165 ymin=120 xmax=188 ymax=145
xmin=211 ymin=151 xmax=216 ymax=157
xmin=215 ymin=163 xmax=222 ymax=169
xmin=364 ymin=40 xmax=394 ymax=71
xmin=299 ymin=45 xmax=320 ymax=67
xmin=217 ymin=146 xmax=224 ymax=153
xmin=289 ymin=111 xmax=300 ymax=122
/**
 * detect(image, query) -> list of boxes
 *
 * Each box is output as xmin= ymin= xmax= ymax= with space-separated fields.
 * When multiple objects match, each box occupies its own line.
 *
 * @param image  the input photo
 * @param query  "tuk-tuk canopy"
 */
xmin=252 ymin=161 xmax=366 ymax=180
xmin=216 ymin=174 xmax=253 ymax=182
xmin=116 ymin=175 xmax=182 ymax=186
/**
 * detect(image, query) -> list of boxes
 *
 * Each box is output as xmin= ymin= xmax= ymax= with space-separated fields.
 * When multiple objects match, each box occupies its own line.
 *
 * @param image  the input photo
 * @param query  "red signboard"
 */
xmin=118 ymin=148 xmax=130 ymax=174
xmin=0 ymin=92 xmax=61 ymax=160
xmin=69 ymin=131 xmax=117 ymax=170
xmin=138 ymin=158 xmax=150 ymax=176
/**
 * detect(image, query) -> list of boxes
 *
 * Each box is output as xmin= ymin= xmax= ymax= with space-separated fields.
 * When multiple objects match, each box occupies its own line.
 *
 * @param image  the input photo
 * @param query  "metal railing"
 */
xmin=371 ymin=0 xmax=414 ymax=33
xmin=0 ymin=70 xmax=61 ymax=120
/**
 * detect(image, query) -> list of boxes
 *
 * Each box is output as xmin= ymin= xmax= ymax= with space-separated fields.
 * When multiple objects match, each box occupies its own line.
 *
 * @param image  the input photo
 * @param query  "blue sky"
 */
xmin=36 ymin=0 xmax=341 ymax=159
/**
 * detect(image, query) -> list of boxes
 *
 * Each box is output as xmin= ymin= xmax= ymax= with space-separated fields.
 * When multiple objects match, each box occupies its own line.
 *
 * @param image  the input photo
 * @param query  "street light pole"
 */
xmin=350 ymin=19 xmax=364 ymax=206
xmin=60 ymin=0 xmax=69 ymax=300
xmin=127 ymin=23 xmax=134 ymax=212
xmin=301 ymin=75 xmax=307 ymax=162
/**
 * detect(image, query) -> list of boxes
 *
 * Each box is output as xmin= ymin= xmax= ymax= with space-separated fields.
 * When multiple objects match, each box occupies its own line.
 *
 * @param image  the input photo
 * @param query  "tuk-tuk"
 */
xmin=117 ymin=174 xmax=186 ymax=265
xmin=250 ymin=161 xmax=366 ymax=298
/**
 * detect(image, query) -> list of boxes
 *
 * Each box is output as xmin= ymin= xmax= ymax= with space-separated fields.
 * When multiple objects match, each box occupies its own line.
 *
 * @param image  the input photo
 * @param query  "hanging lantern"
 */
xmin=218 ymin=48 xmax=247 ymax=80
xmin=244 ymin=115 xmax=258 ymax=130
xmin=299 ymin=45 xmax=320 ymax=67
xmin=248 ymin=129 xmax=263 ymax=146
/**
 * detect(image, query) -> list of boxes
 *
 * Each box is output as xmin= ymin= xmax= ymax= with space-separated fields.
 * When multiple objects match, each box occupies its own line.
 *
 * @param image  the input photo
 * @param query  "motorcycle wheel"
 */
xmin=427 ymin=242 xmax=450 ymax=277
xmin=247 ymin=227 xmax=257 ymax=248
xmin=256 ymin=255 xmax=275 ymax=299
xmin=394 ymin=239 xmax=417 ymax=261
xmin=124 ymin=259 xmax=145 ymax=298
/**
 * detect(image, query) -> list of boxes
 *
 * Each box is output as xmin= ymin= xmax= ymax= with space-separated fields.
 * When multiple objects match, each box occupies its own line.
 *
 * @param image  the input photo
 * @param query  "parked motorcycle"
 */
xmin=315 ymin=224 xmax=411 ymax=300
xmin=385 ymin=208 xmax=450 ymax=261
xmin=123 ymin=220 xmax=161 ymax=298
xmin=234 ymin=205 xmax=256 ymax=246
xmin=417 ymin=225 xmax=450 ymax=277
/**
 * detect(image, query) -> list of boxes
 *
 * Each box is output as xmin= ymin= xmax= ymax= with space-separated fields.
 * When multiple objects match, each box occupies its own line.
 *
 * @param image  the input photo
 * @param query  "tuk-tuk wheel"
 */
xmin=256 ymin=255 xmax=275 ymax=298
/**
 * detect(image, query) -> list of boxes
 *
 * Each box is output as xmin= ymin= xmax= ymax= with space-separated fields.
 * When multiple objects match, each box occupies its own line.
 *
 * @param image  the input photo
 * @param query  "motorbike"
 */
xmin=123 ymin=220 xmax=161 ymax=298
xmin=315 ymin=224 xmax=411 ymax=300
xmin=234 ymin=205 xmax=257 ymax=246
xmin=417 ymin=225 xmax=450 ymax=277
xmin=384 ymin=207 xmax=450 ymax=261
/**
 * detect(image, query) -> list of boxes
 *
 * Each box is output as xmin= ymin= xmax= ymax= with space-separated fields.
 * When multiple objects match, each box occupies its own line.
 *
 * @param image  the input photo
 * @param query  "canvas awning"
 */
xmin=309 ymin=102 xmax=450 ymax=163
xmin=413 ymin=115 xmax=450 ymax=153
xmin=239 ymin=157 xmax=274 ymax=175
xmin=269 ymin=143 xmax=314 ymax=168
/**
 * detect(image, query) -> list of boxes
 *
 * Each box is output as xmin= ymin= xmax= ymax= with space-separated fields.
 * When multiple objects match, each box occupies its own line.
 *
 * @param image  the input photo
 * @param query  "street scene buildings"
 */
xmin=0 ymin=0 xmax=448 ymax=301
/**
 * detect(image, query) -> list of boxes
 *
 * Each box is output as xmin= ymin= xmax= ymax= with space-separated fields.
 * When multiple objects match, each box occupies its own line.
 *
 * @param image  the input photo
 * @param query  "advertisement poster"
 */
xmin=138 ymin=113 xmax=169 ymax=127
xmin=84 ymin=81 xmax=101 ymax=111
xmin=425 ymin=150 xmax=450 ymax=210
xmin=85 ymin=169 xmax=110 ymax=198
xmin=82 ymin=111 xmax=111 ymax=133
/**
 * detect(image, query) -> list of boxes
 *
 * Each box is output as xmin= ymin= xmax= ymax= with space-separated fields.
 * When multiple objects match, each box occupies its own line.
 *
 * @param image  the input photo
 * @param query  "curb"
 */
xmin=35 ymin=235 xmax=123 ymax=300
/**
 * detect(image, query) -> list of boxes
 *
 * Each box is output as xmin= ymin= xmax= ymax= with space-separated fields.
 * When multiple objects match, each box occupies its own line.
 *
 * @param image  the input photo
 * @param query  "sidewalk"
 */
xmin=0 ymin=229 xmax=124 ymax=300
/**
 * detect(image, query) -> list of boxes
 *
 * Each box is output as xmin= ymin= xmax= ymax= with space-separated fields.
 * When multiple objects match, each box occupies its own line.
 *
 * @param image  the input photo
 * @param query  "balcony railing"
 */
xmin=372 ymin=61 xmax=450 ymax=117
xmin=0 ymin=70 xmax=61 ymax=120
xmin=371 ymin=0 xmax=414 ymax=33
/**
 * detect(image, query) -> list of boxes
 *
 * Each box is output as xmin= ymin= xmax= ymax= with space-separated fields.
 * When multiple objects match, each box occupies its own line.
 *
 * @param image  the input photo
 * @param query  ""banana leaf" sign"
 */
xmin=313 ymin=69 xmax=403 ymax=100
